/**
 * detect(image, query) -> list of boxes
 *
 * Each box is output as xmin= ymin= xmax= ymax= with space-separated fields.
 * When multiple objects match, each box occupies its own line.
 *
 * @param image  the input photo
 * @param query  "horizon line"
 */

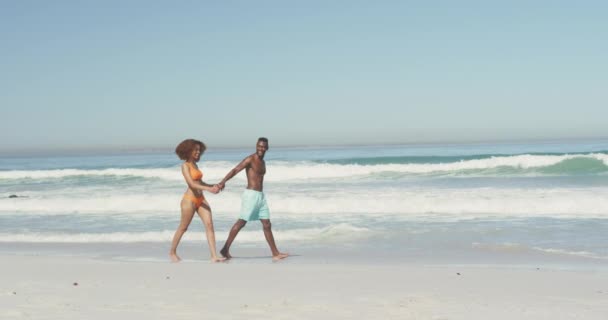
xmin=2 ymin=136 xmax=608 ymax=157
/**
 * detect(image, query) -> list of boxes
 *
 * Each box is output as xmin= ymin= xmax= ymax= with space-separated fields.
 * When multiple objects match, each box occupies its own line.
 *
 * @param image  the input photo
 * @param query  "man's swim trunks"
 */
xmin=239 ymin=189 xmax=270 ymax=221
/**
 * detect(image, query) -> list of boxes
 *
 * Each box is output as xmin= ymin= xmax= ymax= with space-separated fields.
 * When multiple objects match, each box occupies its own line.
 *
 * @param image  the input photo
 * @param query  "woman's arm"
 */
xmin=181 ymin=163 xmax=216 ymax=192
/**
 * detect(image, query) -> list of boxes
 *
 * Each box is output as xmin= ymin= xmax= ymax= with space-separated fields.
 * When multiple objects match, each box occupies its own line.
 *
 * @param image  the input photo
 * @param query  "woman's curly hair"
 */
xmin=175 ymin=139 xmax=206 ymax=160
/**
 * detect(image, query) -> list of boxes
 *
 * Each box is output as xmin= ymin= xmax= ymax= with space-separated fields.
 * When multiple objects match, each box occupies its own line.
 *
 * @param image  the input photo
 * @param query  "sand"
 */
xmin=1 ymin=254 xmax=607 ymax=319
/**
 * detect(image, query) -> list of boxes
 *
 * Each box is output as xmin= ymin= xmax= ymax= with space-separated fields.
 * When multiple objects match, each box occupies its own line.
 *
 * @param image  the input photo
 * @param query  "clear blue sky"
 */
xmin=1 ymin=1 xmax=607 ymax=152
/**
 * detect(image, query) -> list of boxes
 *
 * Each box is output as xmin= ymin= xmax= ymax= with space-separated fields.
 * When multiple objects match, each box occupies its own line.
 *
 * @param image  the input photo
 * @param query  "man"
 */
xmin=218 ymin=137 xmax=289 ymax=260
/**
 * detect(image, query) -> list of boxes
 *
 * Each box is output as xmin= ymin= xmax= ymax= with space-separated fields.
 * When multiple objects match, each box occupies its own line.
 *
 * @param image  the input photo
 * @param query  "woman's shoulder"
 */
xmin=183 ymin=161 xmax=199 ymax=169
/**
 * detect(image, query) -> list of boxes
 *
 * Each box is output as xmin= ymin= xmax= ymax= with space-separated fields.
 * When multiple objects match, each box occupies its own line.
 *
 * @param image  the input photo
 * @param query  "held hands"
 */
xmin=208 ymin=182 xmax=225 ymax=194
xmin=209 ymin=185 xmax=220 ymax=194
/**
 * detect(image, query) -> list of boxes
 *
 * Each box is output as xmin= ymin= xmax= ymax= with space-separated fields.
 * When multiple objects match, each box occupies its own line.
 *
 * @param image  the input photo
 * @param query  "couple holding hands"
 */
xmin=169 ymin=137 xmax=289 ymax=262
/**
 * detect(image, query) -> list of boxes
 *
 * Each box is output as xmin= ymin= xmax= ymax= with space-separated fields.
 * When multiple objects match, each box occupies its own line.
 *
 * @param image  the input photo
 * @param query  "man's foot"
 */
xmin=211 ymin=256 xmax=227 ymax=263
xmin=272 ymin=252 xmax=289 ymax=261
xmin=169 ymin=253 xmax=182 ymax=263
xmin=220 ymin=248 xmax=232 ymax=259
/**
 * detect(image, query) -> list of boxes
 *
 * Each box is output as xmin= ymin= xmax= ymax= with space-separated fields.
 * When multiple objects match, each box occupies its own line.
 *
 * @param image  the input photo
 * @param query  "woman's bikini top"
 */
xmin=187 ymin=162 xmax=203 ymax=180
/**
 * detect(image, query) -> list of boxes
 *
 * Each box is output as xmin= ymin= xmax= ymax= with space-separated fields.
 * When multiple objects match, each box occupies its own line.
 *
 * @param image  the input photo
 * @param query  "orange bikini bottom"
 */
xmin=184 ymin=194 xmax=205 ymax=209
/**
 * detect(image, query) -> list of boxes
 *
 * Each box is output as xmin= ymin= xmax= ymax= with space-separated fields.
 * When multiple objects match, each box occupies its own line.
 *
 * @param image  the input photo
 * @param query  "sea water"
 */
xmin=1 ymin=140 xmax=607 ymax=266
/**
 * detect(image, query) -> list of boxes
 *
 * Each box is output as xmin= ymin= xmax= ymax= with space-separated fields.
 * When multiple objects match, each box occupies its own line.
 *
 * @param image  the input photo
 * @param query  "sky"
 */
xmin=1 ymin=1 xmax=607 ymax=153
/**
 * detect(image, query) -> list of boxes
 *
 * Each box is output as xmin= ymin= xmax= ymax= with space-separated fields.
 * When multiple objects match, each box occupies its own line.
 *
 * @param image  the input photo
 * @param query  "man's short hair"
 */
xmin=258 ymin=137 xmax=268 ymax=143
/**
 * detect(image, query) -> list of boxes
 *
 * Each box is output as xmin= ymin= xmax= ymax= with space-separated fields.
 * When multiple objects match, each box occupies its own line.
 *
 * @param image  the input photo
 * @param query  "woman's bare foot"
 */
xmin=211 ymin=256 xmax=227 ymax=263
xmin=272 ymin=252 xmax=289 ymax=261
xmin=220 ymin=248 xmax=232 ymax=259
xmin=169 ymin=253 xmax=182 ymax=263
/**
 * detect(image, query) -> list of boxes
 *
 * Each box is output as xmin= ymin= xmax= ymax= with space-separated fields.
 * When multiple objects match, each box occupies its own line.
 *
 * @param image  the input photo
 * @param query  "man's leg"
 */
xmin=220 ymin=219 xmax=247 ymax=259
xmin=260 ymin=219 xmax=288 ymax=260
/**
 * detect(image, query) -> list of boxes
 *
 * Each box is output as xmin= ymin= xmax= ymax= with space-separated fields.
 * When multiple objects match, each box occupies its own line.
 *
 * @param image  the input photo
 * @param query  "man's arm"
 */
xmin=218 ymin=156 xmax=252 ymax=190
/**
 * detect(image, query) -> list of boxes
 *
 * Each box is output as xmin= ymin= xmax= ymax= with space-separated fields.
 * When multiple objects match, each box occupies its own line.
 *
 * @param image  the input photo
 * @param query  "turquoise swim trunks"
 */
xmin=239 ymin=189 xmax=270 ymax=221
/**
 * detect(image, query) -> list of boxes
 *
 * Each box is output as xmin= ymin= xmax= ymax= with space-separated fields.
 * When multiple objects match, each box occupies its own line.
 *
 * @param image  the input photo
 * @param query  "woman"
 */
xmin=170 ymin=139 xmax=225 ymax=262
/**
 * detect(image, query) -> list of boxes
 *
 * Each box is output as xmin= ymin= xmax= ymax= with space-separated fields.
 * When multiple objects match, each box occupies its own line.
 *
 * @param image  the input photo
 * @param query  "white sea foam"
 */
xmin=0 ymin=224 xmax=371 ymax=243
xmin=472 ymin=242 xmax=608 ymax=260
xmin=0 ymin=192 xmax=243 ymax=214
xmin=2 ymin=187 xmax=608 ymax=218
xmin=0 ymin=167 xmax=186 ymax=181
xmin=265 ymin=153 xmax=608 ymax=180
xmin=531 ymin=247 xmax=608 ymax=260
xmin=1 ymin=154 xmax=608 ymax=181
xmin=472 ymin=242 xmax=529 ymax=252
xmin=0 ymin=163 xmax=244 ymax=182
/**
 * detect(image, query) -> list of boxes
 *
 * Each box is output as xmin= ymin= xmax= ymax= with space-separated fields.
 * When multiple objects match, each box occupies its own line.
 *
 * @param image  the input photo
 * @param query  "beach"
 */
xmin=2 ymin=141 xmax=608 ymax=318
xmin=4 ymin=0 xmax=608 ymax=317
xmin=2 ymin=252 xmax=607 ymax=319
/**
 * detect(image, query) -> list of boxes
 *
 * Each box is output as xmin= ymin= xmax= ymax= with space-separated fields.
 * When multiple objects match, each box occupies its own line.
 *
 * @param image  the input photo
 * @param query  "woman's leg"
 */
xmin=169 ymin=199 xmax=196 ymax=262
xmin=197 ymin=200 xmax=225 ymax=262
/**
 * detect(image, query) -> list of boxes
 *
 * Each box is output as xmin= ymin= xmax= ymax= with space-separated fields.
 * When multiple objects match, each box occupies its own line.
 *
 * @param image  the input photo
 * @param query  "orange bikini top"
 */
xmin=187 ymin=162 xmax=203 ymax=180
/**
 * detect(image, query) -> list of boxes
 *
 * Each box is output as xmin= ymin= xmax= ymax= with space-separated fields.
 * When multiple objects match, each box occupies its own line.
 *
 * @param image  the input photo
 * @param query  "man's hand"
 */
xmin=218 ymin=182 xmax=226 ymax=191
xmin=209 ymin=185 xmax=220 ymax=194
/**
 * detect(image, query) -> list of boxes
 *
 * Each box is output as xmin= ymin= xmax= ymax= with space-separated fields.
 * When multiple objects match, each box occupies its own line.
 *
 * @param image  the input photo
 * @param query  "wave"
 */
xmin=0 ymin=163 xmax=248 ymax=183
xmin=1 ymin=154 xmax=608 ymax=182
xmin=472 ymin=242 xmax=608 ymax=260
xmin=531 ymin=247 xmax=608 ymax=260
xmin=0 ymin=224 xmax=371 ymax=243
xmin=2 ymin=188 xmax=608 ymax=218
xmin=0 ymin=167 xmax=185 ymax=181
xmin=323 ymin=151 xmax=608 ymax=165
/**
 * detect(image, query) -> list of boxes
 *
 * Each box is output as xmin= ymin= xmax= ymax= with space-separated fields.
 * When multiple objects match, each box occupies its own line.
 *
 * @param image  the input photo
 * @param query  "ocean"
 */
xmin=1 ymin=140 xmax=608 ymax=267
